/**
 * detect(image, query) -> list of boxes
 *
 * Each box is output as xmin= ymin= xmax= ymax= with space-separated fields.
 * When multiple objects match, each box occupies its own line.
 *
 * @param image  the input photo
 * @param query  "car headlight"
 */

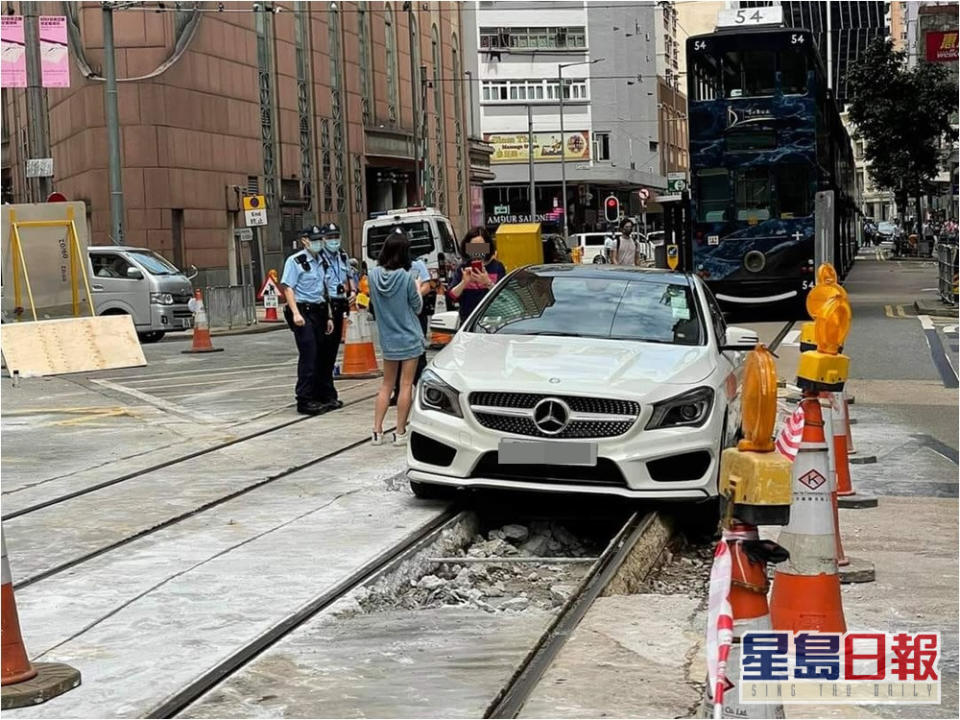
xmin=150 ymin=292 xmax=174 ymax=305
xmin=419 ymin=369 xmax=463 ymax=418
xmin=645 ymin=387 xmax=714 ymax=430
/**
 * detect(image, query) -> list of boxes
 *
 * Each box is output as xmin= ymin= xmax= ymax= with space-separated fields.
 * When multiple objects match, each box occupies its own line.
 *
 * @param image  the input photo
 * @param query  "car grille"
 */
xmin=471 ymin=452 xmax=627 ymax=487
xmin=469 ymin=392 xmax=640 ymax=439
xmin=172 ymin=293 xmax=193 ymax=304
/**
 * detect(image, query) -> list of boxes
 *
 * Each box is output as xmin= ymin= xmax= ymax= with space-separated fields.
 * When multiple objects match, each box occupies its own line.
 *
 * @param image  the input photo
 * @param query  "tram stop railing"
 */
xmin=936 ymin=241 xmax=959 ymax=307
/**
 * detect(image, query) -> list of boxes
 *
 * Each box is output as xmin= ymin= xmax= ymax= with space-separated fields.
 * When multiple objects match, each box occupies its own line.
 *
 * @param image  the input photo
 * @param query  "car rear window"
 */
xmin=366 ymin=221 xmax=435 ymax=261
xmin=472 ymin=269 xmax=702 ymax=346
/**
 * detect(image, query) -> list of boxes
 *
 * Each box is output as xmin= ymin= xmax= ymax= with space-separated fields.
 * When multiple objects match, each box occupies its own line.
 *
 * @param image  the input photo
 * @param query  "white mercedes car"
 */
xmin=407 ymin=265 xmax=758 ymax=501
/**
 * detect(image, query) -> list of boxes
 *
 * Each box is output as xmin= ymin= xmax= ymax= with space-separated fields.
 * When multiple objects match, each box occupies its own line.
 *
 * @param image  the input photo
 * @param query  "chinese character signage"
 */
xmin=740 ymin=631 xmax=941 ymax=704
xmin=1 ymin=16 xmax=27 ymax=88
xmin=485 ymin=131 xmax=590 ymax=164
xmin=926 ymin=31 xmax=959 ymax=62
xmin=39 ymin=16 xmax=69 ymax=88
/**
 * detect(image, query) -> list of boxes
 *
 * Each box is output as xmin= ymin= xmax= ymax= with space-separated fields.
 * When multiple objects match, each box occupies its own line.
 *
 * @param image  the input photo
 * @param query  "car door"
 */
xmin=700 ymin=279 xmax=743 ymax=437
xmin=89 ymin=252 xmax=149 ymax=328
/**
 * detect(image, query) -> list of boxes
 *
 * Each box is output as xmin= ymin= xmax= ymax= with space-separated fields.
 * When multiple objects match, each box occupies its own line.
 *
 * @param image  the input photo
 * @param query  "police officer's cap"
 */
xmin=302 ymin=225 xmax=323 ymax=240
xmin=319 ymin=222 xmax=340 ymax=237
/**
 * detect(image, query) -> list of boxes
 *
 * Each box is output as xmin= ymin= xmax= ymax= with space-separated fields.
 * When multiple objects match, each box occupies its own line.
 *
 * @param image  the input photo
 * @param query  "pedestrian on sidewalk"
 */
xmin=607 ymin=218 xmax=641 ymax=265
xmin=369 ymin=228 xmax=427 ymax=446
xmin=447 ymin=227 xmax=506 ymax=323
xmin=280 ymin=226 xmax=336 ymax=416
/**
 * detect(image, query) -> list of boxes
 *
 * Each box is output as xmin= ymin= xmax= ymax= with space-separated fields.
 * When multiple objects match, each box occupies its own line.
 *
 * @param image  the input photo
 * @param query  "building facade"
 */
xmin=842 ymin=112 xmax=895 ymax=221
xmin=655 ymin=1 xmax=689 ymax=179
xmin=3 ymin=1 xmax=477 ymax=288
xmin=471 ymin=0 xmax=665 ymax=233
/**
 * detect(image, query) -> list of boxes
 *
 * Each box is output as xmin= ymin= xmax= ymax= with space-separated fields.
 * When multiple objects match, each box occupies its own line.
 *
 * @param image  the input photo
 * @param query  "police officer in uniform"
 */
xmin=314 ymin=222 xmax=355 ymax=410
xmin=280 ymin=225 xmax=335 ymax=415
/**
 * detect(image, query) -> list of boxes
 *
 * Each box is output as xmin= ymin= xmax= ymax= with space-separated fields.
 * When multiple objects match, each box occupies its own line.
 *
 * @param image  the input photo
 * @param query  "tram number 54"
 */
xmin=734 ymin=10 xmax=764 ymax=23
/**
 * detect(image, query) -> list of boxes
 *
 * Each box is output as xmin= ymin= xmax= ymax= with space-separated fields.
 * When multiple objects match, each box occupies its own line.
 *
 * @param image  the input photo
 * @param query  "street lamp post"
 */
xmin=558 ymin=58 xmax=604 ymax=239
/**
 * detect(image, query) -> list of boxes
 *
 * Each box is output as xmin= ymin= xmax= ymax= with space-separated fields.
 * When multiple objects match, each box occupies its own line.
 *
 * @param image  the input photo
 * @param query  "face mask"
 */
xmin=308 ymin=240 xmax=323 ymax=254
xmin=324 ymin=239 xmax=341 ymax=253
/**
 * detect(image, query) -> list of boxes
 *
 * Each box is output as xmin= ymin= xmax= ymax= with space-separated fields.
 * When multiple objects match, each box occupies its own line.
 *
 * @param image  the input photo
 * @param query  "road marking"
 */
xmin=127 ymin=374 xmax=297 ymax=391
xmin=916 ymin=315 xmax=959 ymax=388
xmin=782 ymin=329 xmax=801 ymax=346
xmin=98 ymin=360 xmax=297 ymax=382
xmin=125 ymin=366 xmax=297 ymax=386
xmin=884 ymin=304 xmax=909 ymax=319
xmin=90 ymin=378 xmax=218 ymax=423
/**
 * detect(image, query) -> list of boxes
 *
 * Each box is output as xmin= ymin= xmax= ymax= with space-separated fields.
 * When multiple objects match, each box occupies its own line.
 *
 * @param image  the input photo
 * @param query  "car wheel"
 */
xmin=409 ymin=480 xmax=453 ymax=500
xmin=138 ymin=331 xmax=165 ymax=343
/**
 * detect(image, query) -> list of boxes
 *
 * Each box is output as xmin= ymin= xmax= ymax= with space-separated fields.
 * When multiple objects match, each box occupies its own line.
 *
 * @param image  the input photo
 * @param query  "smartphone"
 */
xmin=470 ymin=259 xmax=483 ymax=273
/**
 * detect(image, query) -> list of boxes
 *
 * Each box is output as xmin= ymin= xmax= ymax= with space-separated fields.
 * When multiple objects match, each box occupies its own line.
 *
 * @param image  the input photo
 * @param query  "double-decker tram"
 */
xmin=686 ymin=26 xmax=856 ymax=309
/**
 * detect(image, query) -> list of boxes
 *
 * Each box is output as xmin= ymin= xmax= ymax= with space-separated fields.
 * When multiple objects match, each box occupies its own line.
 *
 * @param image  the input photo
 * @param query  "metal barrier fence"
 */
xmin=204 ymin=285 xmax=256 ymax=328
xmin=936 ymin=242 xmax=958 ymax=306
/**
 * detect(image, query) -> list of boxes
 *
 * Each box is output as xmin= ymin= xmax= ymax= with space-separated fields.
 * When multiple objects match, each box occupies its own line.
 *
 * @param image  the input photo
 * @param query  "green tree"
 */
xmin=846 ymin=38 xmax=955 ymax=227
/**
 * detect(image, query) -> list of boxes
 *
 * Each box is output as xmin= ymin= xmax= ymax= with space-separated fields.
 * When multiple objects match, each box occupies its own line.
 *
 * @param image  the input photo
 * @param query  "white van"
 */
xmin=362 ymin=207 xmax=460 ymax=274
xmin=570 ymin=232 xmax=614 ymax=263
xmin=88 ymin=246 xmax=195 ymax=343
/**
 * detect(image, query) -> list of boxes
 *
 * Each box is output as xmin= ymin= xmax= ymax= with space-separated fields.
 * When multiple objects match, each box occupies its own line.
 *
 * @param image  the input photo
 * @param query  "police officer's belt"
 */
xmin=298 ymin=302 xmax=328 ymax=313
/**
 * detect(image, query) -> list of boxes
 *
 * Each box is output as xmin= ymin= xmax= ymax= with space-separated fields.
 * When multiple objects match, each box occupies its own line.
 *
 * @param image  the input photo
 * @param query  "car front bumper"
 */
xmin=406 ymin=394 xmax=723 ymax=500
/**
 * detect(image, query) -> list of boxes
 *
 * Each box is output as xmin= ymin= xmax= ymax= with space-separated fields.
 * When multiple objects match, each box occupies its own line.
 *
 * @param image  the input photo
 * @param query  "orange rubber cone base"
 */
xmin=1 ymin=663 xmax=81 ymax=710
xmin=182 ymin=329 xmax=224 ymax=354
xmin=770 ymin=571 xmax=846 ymax=633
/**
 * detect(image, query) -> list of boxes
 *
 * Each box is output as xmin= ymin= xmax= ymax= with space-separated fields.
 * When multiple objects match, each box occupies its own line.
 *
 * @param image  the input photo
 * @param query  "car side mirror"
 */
xmin=126 ymin=267 xmax=144 ymax=280
xmin=721 ymin=325 xmax=759 ymax=351
xmin=429 ymin=309 xmax=460 ymax=334
xmin=186 ymin=264 xmax=199 ymax=280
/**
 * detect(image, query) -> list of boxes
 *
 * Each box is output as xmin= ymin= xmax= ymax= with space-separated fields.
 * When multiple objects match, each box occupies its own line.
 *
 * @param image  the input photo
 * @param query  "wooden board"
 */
xmin=1 ymin=315 xmax=146 ymax=378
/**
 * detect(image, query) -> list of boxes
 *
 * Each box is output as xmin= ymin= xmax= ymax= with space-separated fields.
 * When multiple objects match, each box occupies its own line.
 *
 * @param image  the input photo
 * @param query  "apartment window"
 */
xmin=593 ymin=132 xmax=611 ymax=161
xmin=479 ymin=26 xmax=587 ymax=51
xmin=649 ymin=140 xmax=659 ymax=152
xmin=480 ymin=78 xmax=588 ymax=104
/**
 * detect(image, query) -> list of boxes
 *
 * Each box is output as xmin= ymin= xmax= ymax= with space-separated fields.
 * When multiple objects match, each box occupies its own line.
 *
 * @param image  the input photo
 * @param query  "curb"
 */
xmin=163 ymin=323 xmax=288 ymax=343
xmin=914 ymin=299 xmax=958 ymax=319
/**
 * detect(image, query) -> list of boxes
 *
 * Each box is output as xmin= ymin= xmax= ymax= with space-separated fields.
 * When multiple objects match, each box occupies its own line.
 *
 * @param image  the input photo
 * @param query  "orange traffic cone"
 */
xmin=832 ymin=391 xmax=878 ymax=507
xmin=182 ymin=290 xmax=224 ymax=354
xmin=770 ymin=396 xmax=847 ymax=633
xmin=1 ymin=530 xmax=81 ymax=708
xmin=340 ymin=309 xmax=380 ymax=378
xmin=701 ymin=524 xmax=787 ymax=719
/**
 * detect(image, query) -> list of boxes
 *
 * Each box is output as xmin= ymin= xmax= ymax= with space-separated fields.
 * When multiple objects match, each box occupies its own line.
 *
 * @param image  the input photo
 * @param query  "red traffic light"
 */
xmin=604 ymin=195 xmax=620 ymax=223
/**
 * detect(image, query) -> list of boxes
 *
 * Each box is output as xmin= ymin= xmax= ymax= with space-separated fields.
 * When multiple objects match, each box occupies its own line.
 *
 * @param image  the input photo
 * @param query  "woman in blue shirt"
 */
xmin=447 ymin=227 xmax=507 ymax=322
xmin=368 ymin=228 xmax=427 ymax=446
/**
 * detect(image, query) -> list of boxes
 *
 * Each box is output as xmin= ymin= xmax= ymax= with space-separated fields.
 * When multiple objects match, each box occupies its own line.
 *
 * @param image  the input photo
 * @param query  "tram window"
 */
xmin=735 ymin=167 xmax=771 ymax=221
xmin=693 ymin=53 xmax=721 ymax=101
xmin=780 ymin=51 xmax=807 ymax=94
xmin=775 ymin=164 xmax=811 ymax=218
xmin=723 ymin=51 xmax=776 ymax=98
xmin=725 ymin=130 xmax=777 ymax=152
xmin=697 ymin=168 xmax=729 ymax=222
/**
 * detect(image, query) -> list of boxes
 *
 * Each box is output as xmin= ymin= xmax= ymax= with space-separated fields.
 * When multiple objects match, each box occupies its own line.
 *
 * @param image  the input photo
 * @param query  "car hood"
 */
xmin=432 ymin=333 xmax=715 ymax=399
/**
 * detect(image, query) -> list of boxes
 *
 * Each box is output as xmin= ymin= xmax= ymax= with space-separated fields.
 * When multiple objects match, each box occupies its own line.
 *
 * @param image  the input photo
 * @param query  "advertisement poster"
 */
xmin=485 ymin=131 xmax=590 ymax=164
xmin=925 ymin=30 xmax=959 ymax=62
xmin=1 ymin=15 xmax=27 ymax=88
xmin=39 ymin=15 xmax=69 ymax=88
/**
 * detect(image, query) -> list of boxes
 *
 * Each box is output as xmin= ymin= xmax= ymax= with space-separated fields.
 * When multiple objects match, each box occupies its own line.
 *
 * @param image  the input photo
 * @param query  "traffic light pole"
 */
xmin=103 ymin=3 xmax=125 ymax=245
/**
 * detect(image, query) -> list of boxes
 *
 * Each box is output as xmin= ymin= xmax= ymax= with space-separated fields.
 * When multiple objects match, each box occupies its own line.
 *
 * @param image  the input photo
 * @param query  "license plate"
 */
xmin=499 ymin=439 xmax=598 ymax=467
xmin=180 ymin=317 xmax=193 ymax=329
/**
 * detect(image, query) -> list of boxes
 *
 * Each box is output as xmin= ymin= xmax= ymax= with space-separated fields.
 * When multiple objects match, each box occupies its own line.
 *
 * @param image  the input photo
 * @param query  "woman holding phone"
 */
xmin=447 ymin=227 xmax=507 ymax=323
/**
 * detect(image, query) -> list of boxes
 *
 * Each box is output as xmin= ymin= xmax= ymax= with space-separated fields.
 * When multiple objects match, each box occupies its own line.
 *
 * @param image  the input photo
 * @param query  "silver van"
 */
xmin=88 ymin=246 xmax=194 ymax=342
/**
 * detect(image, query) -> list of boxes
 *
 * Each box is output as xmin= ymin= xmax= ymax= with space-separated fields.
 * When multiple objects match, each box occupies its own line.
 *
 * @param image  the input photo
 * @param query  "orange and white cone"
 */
xmin=1 ymin=534 xmax=35 ymax=687
xmin=770 ymin=396 xmax=847 ymax=633
xmin=340 ymin=309 xmax=380 ymax=378
xmin=831 ymin=391 xmax=878 ymax=508
xmin=1 ymin=529 xmax=81 ymax=708
xmin=701 ymin=524 xmax=787 ymax=719
xmin=182 ymin=290 xmax=223 ymax=354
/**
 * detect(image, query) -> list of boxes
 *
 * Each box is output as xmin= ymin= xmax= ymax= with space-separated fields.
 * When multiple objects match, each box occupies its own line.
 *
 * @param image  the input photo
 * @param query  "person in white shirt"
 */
xmin=605 ymin=218 xmax=640 ymax=266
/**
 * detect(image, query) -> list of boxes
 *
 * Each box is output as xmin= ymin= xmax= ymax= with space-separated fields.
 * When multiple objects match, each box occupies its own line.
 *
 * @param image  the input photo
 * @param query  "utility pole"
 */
xmin=527 ymin=104 xmax=536 ymax=220
xmin=103 ymin=2 xmax=124 ymax=244
xmin=558 ymin=65 xmax=567 ymax=238
xmin=826 ymin=0 xmax=833 ymax=92
xmin=22 ymin=2 xmax=51 ymax=201
xmin=406 ymin=5 xmax=422 ymax=204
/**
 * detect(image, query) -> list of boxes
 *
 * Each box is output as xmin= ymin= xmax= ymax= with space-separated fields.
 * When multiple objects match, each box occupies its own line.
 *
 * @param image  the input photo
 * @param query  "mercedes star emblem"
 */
xmin=533 ymin=398 xmax=570 ymax=435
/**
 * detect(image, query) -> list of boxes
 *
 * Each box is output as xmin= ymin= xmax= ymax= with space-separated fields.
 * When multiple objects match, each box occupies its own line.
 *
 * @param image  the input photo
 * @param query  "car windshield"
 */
xmin=367 ymin=221 xmax=435 ymax=260
xmin=471 ymin=269 xmax=703 ymax=346
xmin=128 ymin=250 xmax=181 ymax=275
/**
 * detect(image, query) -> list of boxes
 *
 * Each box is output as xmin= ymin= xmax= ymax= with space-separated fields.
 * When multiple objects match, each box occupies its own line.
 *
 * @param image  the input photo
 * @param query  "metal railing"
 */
xmin=204 ymin=285 xmax=257 ymax=328
xmin=936 ymin=241 xmax=959 ymax=306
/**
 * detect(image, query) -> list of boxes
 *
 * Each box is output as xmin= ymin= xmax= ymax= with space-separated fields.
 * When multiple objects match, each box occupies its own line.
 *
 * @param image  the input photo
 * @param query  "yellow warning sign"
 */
xmin=667 ymin=244 xmax=679 ymax=270
xmin=242 ymin=195 xmax=266 ymax=211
